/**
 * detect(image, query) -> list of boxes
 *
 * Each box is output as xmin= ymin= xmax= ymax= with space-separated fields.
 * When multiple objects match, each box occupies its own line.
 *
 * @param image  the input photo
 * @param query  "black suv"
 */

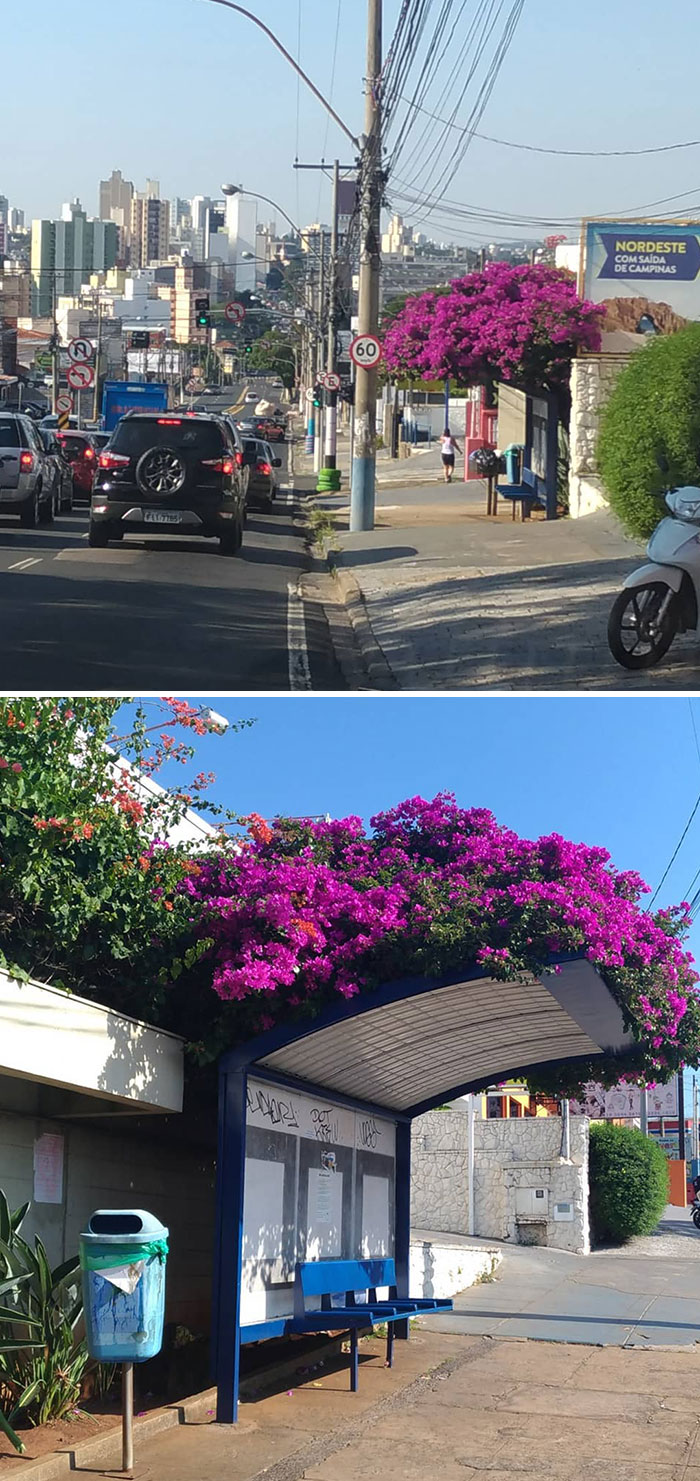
xmin=89 ymin=412 xmax=246 ymax=554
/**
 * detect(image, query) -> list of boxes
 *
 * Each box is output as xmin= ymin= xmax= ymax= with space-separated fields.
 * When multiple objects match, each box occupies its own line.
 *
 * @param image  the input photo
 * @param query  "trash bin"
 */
xmin=80 ymin=1209 xmax=169 ymax=1363
xmin=504 ymin=443 xmax=524 ymax=483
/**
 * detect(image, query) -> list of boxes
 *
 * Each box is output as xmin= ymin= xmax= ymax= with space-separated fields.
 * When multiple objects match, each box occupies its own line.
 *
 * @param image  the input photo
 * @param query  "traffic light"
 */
xmin=194 ymin=296 xmax=210 ymax=329
xmin=244 ymin=343 xmax=253 ymax=356
xmin=313 ymin=382 xmax=323 ymax=407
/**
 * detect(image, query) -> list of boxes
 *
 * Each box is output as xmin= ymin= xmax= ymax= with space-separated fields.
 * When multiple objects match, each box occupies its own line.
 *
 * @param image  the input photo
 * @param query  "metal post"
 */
xmin=679 ymin=1069 xmax=686 ymax=1162
xmin=214 ymin=1068 xmax=248 ymax=1424
xmin=560 ymin=1098 xmax=570 ymax=1161
xmin=443 ymin=377 xmax=450 ymax=430
xmin=467 ymin=1094 xmax=475 ymax=1236
xmin=350 ymin=0 xmax=382 ymax=532
xmin=394 ymin=1119 xmax=411 ymax=1340
xmin=51 ymin=273 xmax=59 ymax=415
xmin=92 ymin=294 xmax=103 ymax=423
xmin=322 ymin=161 xmax=341 ymax=486
xmin=694 ymin=1076 xmax=699 ymax=1163
xmin=121 ymin=1361 xmax=134 ymax=1471
xmin=640 ymin=1085 xmax=648 ymax=1136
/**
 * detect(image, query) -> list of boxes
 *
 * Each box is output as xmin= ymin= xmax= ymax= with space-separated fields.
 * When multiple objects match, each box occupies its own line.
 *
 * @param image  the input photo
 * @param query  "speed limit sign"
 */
xmin=324 ymin=371 xmax=341 ymax=391
xmin=349 ymin=333 xmax=382 ymax=368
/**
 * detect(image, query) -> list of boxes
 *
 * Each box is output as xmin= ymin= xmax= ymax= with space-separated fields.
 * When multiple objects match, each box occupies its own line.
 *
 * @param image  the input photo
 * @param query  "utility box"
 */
xmin=514 ymin=1187 xmax=548 ymax=1220
xmin=80 ymin=1209 xmax=169 ymax=1363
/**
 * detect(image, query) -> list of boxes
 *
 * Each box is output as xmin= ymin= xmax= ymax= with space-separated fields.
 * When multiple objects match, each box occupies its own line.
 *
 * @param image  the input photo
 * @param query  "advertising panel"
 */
xmin=582 ymin=219 xmax=700 ymax=352
xmin=569 ymin=1079 xmax=678 ymax=1119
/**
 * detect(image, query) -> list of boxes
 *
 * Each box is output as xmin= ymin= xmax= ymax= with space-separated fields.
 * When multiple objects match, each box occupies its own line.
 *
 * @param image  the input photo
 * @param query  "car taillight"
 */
xmin=83 ymin=447 xmax=95 ymax=461
xmin=157 ymin=418 xmax=182 ymax=425
xmin=98 ymin=451 xmax=130 ymax=469
xmin=202 ymin=457 xmax=234 ymax=474
xmin=256 ymin=461 xmax=272 ymax=476
xmin=20 ymin=451 xmax=34 ymax=471
xmin=235 ymin=450 xmax=244 ymax=467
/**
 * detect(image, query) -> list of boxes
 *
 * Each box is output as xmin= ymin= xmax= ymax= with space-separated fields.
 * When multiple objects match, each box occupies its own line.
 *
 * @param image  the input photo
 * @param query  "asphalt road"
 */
xmin=0 ymin=381 xmax=343 ymax=689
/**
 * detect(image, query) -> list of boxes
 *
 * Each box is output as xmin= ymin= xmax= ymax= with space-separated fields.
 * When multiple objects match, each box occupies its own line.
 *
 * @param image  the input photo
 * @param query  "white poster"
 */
xmin=361 ymin=1174 xmax=390 ymax=1257
xmin=307 ymin=1168 xmax=343 ymax=1258
xmin=33 ymin=1132 xmax=64 ymax=1204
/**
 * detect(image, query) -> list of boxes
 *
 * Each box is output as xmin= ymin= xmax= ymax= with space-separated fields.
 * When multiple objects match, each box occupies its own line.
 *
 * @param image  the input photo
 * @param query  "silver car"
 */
xmin=0 ymin=413 xmax=55 ymax=526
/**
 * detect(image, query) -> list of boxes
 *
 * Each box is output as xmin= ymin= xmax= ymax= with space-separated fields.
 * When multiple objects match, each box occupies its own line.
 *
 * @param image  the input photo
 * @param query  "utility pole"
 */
xmin=51 ymin=272 xmax=59 ymax=415
xmin=350 ymin=0 xmax=382 ymax=533
xmin=678 ymin=1068 xmax=686 ymax=1162
xmin=321 ymin=159 xmax=341 ymax=491
xmin=92 ymin=292 xmax=103 ymax=424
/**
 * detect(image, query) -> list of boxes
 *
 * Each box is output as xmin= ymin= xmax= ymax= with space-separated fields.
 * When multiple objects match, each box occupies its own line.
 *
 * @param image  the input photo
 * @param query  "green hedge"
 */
xmin=588 ymin=1121 xmax=669 ymax=1244
xmin=597 ymin=324 xmax=700 ymax=539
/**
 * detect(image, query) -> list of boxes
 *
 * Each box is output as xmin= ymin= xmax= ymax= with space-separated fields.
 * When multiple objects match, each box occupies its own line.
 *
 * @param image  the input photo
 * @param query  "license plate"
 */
xmin=143 ymin=510 xmax=182 ymax=524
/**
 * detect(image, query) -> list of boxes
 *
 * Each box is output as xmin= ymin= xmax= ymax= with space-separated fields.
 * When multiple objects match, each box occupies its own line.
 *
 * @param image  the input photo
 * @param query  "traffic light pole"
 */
xmin=350 ymin=0 xmax=382 ymax=532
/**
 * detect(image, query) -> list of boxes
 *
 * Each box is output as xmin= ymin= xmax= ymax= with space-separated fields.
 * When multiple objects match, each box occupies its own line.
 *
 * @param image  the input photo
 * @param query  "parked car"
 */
xmin=37 ymin=429 xmax=74 ymax=513
xmin=0 ymin=412 xmax=56 ymax=526
xmin=90 ymin=411 xmax=246 ymax=554
xmin=242 ymin=437 xmax=282 ymax=512
xmin=56 ymin=431 xmax=100 ymax=504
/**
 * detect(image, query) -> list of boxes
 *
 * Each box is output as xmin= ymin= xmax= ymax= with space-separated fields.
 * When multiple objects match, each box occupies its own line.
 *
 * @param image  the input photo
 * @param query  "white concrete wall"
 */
xmin=411 ymin=1109 xmax=590 ymax=1255
xmin=0 ymin=970 xmax=184 ymax=1111
xmin=410 ymin=1237 xmax=501 ymax=1299
xmin=0 ymin=1108 xmax=215 ymax=1333
xmin=568 ymin=355 xmax=633 ymax=518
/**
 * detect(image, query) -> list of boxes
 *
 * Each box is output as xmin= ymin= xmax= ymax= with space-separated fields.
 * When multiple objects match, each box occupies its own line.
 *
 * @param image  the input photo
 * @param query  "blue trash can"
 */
xmin=504 ymin=443 xmax=524 ymax=483
xmin=80 ymin=1210 xmax=169 ymax=1363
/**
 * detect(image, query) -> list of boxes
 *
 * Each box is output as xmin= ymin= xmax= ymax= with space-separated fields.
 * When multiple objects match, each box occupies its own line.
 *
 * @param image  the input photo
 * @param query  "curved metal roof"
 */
xmin=223 ymin=957 xmax=635 ymax=1116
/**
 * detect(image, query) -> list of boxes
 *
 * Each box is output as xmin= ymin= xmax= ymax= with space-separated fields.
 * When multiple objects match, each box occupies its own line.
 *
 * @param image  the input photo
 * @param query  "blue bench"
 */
xmin=495 ymin=465 xmax=542 ymax=520
xmin=241 ymin=1258 xmax=452 ymax=1393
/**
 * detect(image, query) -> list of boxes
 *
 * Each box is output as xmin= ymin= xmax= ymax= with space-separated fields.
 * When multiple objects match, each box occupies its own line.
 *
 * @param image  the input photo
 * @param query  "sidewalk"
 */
xmin=302 ymin=450 xmax=700 ymax=689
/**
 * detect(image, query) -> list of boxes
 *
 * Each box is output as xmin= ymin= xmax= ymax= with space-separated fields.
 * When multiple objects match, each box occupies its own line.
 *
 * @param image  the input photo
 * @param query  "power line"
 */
xmin=394 ymin=94 xmax=700 ymax=158
xmin=650 ymin=791 xmax=700 ymax=910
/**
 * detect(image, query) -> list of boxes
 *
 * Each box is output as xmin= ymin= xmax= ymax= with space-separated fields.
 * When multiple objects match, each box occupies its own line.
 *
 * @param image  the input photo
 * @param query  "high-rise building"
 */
xmin=0 ymin=197 xmax=8 ymax=227
xmin=9 ymin=208 xmax=24 ymax=232
xmin=30 ymin=206 xmax=119 ymax=316
xmin=99 ymin=169 xmax=134 ymax=224
xmin=224 ymin=194 xmax=257 ymax=291
xmin=130 ymin=194 xmax=171 ymax=268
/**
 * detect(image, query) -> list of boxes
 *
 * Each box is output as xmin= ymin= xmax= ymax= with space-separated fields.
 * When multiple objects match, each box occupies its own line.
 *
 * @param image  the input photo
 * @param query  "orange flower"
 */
xmin=163 ymin=900 xmax=174 ymax=912
xmin=82 ymin=822 xmax=94 ymax=840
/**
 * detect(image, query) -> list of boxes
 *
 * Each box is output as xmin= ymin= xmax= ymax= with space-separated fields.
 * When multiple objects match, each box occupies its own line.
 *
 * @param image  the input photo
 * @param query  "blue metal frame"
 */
xmin=213 ymin=951 xmax=634 ymax=1422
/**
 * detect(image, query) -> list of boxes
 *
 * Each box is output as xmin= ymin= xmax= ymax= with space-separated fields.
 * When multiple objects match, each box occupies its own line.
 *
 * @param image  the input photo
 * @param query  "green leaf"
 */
xmin=14 ymin=1377 xmax=42 ymax=1411
xmin=10 ymin=1202 xmax=30 ymax=1236
xmin=50 ymin=1255 xmax=80 ymax=1289
xmin=0 ymin=1403 xmax=25 ymax=1453
xmin=0 ymin=1306 xmax=42 ymax=1327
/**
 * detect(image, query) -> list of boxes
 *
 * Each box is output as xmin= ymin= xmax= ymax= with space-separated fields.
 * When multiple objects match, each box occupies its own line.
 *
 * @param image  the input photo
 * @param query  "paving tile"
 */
xmin=494 ymin=1381 xmax=659 ymax=1421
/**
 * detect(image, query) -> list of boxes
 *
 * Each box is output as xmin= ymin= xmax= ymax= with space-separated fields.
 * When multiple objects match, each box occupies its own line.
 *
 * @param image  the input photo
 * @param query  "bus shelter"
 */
xmin=213 ymin=954 xmax=635 ymax=1421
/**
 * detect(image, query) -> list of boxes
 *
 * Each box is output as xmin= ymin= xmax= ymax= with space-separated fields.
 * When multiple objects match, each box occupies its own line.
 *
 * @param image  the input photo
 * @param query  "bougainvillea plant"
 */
xmin=0 ymin=697 xmax=251 ymax=1020
xmin=179 ymin=794 xmax=700 ymax=1090
xmin=382 ymin=263 xmax=604 ymax=392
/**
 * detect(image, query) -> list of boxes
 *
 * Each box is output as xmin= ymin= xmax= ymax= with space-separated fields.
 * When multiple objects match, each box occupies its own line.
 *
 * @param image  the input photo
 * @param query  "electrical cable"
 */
xmin=393 ymin=94 xmax=700 ymax=158
xmin=317 ymin=0 xmax=343 ymax=220
xmin=650 ymin=792 xmax=700 ymax=910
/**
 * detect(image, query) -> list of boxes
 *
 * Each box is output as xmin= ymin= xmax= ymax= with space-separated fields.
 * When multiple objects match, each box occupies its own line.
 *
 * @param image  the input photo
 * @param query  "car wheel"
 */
xmin=20 ymin=492 xmax=40 ymax=529
xmin=88 ymin=521 xmax=111 ymax=548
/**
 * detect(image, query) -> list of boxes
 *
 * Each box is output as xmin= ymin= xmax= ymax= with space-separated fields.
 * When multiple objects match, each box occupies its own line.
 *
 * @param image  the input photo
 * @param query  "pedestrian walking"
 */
xmin=440 ymin=428 xmax=461 ymax=483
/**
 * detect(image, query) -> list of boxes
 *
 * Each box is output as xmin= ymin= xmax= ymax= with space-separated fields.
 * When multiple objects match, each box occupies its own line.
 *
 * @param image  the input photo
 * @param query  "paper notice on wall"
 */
xmin=315 ymin=1169 xmax=335 ymax=1224
xmin=33 ymin=1132 xmax=64 ymax=1204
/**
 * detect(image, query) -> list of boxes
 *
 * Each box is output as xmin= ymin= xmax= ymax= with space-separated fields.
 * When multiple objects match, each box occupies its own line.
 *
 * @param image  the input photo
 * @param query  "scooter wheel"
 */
xmin=692 ymin=1208 xmax=700 ymax=1229
xmin=607 ymin=582 xmax=678 ymax=670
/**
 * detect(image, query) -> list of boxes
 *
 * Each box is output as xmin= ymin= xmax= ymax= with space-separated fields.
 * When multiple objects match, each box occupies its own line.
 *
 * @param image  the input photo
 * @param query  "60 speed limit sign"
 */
xmin=349 ymin=333 xmax=382 ymax=369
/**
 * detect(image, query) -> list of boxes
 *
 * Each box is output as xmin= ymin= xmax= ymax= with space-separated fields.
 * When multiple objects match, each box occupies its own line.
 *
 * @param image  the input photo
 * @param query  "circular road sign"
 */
xmin=55 ymin=392 xmax=73 ymax=414
xmin=225 ymin=301 xmax=245 ymax=324
xmin=67 ymin=337 xmax=94 ymax=365
xmin=186 ymin=377 xmax=202 ymax=393
xmin=67 ymin=362 xmax=95 ymax=390
xmin=349 ymin=333 xmax=382 ymax=369
xmin=324 ymin=371 xmax=341 ymax=392
xmin=305 ymin=388 xmax=316 ymax=403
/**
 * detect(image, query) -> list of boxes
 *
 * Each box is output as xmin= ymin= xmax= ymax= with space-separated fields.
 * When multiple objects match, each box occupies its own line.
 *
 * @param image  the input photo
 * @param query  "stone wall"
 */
xmin=568 ymin=355 xmax=633 ymax=518
xmin=411 ymin=1109 xmax=590 ymax=1255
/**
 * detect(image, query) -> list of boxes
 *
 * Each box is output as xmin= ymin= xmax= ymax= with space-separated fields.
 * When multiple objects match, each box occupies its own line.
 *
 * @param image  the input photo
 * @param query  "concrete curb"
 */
xmin=328 ymin=555 xmax=398 ymax=691
xmin=6 ymin=1386 xmax=218 ymax=1481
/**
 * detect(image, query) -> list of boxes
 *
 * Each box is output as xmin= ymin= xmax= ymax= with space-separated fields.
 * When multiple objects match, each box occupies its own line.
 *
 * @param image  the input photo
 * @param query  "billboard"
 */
xmin=569 ymin=1080 xmax=678 ymax=1120
xmin=581 ymin=219 xmax=700 ymax=352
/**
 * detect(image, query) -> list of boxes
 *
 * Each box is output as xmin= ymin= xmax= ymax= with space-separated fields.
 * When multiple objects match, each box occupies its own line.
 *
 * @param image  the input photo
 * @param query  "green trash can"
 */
xmin=80 ymin=1209 xmax=169 ymax=1363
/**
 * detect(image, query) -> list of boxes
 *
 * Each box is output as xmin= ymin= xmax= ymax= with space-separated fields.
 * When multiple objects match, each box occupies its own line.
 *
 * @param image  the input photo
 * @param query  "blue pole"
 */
xmin=394 ymin=1120 xmax=411 ymax=1340
xmin=214 ymin=1068 xmax=247 ymax=1424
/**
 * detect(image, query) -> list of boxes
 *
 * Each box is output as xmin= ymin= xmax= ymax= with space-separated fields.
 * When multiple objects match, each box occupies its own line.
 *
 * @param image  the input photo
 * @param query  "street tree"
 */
xmin=382 ymin=263 xmax=604 ymax=394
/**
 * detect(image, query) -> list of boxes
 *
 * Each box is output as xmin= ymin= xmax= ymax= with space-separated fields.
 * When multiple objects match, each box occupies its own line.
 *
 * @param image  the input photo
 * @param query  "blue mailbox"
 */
xmin=80 ymin=1210 xmax=169 ymax=1363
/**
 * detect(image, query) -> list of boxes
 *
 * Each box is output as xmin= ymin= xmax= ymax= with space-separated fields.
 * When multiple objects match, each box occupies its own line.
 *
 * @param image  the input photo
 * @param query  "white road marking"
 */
xmin=287 ymin=578 xmax=312 ymax=690
xmin=7 ymin=557 xmax=41 ymax=571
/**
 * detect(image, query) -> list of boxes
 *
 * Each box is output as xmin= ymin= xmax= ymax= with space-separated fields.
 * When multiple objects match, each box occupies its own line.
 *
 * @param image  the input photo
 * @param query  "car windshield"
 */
xmin=0 ymin=421 xmax=20 ymax=448
xmin=111 ymin=417 xmax=226 ymax=458
xmin=60 ymin=436 xmax=90 ymax=457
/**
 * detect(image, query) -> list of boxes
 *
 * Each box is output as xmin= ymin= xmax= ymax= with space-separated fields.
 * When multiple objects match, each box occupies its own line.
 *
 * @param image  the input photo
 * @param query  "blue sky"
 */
xmin=6 ymin=0 xmax=700 ymax=244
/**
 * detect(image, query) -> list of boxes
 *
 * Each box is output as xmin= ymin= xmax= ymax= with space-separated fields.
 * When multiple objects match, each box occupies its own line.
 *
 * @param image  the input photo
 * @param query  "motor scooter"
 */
xmin=608 ymin=482 xmax=700 ymax=670
xmin=691 ymin=1174 xmax=700 ymax=1231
